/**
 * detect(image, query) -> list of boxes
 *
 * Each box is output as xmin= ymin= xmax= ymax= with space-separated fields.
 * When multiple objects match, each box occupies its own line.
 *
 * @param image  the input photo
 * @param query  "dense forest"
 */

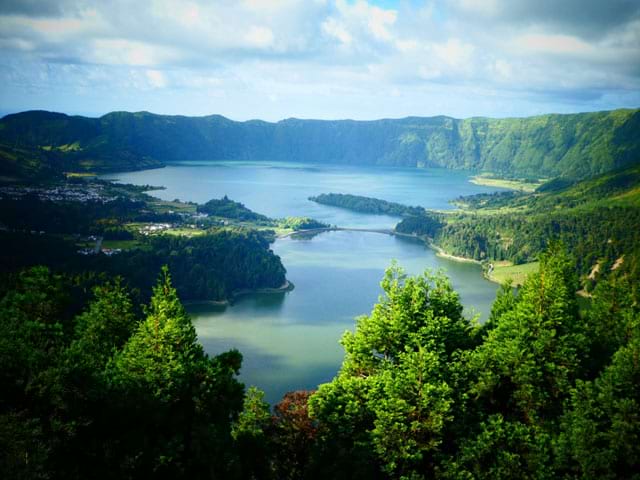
xmin=393 ymin=165 xmax=640 ymax=292
xmin=2 ymin=245 xmax=638 ymax=479
xmin=197 ymin=196 xmax=270 ymax=223
xmin=310 ymin=193 xmax=425 ymax=217
xmin=0 ymin=228 xmax=286 ymax=303
xmin=1 ymin=108 xmax=638 ymax=180
xmin=0 ymin=184 xmax=287 ymax=302
xmin=1 ymin=108 xmax=639 ymax=478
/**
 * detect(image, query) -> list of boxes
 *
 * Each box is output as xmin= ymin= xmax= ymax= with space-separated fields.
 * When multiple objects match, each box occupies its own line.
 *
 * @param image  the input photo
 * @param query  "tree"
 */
xmin=67 ymin=279 xmax=137 ymax=373
xmin=271 ymin=390 xmax=318 ymax=480
xmin=470 ymin=244 xmax=585 ymax=423
xmin=109 ymin=266 xmax=202 ymax=402
xmin=0 ymin=267 xmax=69 ymax=479
xmin=583 ymin=272 xmax=638 ymax=377
xmin=451 ymin=245 xmax=587 ymax=478
xmin=48 ymin=280 xmax=139 ymax=479
xmin=309 ymin=265 xmax=474 ymax=479
xmin=231 ymin=386 xmax=272 ymax=479
xmin=107 ymin=266 xmax=244 ymax=478
xmin=558 ymin=331 xmax=640 ymax=479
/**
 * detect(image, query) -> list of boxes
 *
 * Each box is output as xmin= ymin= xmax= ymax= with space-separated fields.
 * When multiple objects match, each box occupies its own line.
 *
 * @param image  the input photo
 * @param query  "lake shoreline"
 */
xmin=232 ymin=280 xmax=295 ymax=298
xmin=279 ymin=226 xmax=486 ymax=267
xmin=469 ymin=174 xmax=542 ymax=192
xmin=427 ymin=241 xmax=483 ymax=265
xmin=185 ymin=280 xmax=295 ymax=307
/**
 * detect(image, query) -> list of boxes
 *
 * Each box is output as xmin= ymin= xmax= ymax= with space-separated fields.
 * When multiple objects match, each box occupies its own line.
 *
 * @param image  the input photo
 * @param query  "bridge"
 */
xmin=278 ymin=227 xmax=416 ymax=239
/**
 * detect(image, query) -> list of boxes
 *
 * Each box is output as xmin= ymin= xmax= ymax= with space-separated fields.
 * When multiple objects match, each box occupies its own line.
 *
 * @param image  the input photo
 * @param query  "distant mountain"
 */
xmin=0 ymin=108 xmax=638 ymax=180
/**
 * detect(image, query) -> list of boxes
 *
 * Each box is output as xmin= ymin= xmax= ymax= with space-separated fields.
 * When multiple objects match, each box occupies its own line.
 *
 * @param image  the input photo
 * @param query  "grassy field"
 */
xmin=470 ymin=174 xmax=543 ymax=192
xmin=487 ymin=261 xmax=539 ymax=286
xmin=150 ymin=199 xmax=197 ymax=214
xmin=64 ymin=172 xmax=97 ymax=178
xmin=163 ymin=228 xmax=206 ymax=237
xmin=101 ymin=239 xmax=143 ymax=249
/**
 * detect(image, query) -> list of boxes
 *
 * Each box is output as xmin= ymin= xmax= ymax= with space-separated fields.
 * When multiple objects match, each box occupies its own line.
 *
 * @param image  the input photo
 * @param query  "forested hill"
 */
xmin=1 ymin=108 xmax=639 ymax=180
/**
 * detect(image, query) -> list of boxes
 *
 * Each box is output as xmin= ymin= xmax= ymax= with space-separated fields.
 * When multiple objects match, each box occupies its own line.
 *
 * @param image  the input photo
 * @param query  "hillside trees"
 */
xmin=307 ymin=247 xmax=639 ymax=479
xmin=2 ymin=247 xmax=640 ymax=478
xmin=107 ymin=266 xmax=244 ymax=477
xmin=2 ymin=108 xmax=639 ymax=180
xmin=309 ymin=265 xmax=476 ymax=479
xmin=0 ymin=266 xmax=246 ymax=480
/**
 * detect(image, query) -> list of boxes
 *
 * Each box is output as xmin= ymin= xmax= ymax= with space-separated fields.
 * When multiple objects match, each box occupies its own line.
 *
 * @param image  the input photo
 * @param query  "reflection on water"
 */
xmin=191 ymin=231 xmax=498 ymax=405
xmin=102 ymin=161 xmax=505 ymax=229
xmin=102 ymin=162 xmax=506 ymax=405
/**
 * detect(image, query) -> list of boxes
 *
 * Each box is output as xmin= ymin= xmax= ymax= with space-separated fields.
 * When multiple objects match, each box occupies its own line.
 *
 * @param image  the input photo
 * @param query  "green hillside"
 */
xmin=396 ymin=164 xmax=640 ymax=294
xmin=1 ymin=108 xmax=638 ymax=180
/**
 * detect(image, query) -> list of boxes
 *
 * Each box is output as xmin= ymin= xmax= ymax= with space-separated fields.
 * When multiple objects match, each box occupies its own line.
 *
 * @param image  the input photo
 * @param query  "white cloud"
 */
xmin=322 ymin=17 xmax=352 ymax=45
xmin=145 ymin=69 xmax=167 ymax=88
xmin=492 ymin=59 xmax=513 ymax=79
xmin=366 ymin=5 xmax=397 ymax=41
xmin=395 ymin=39 xmax=419 ymax=52
xmin=452 ymin=0 xmax=500 ymax=17
xmin=244 ymin=26 xmax=275 ymax=49
xmin=90 ymin=39 xmax=182 ymax=67
xmin=333 ymin=0 xmax=398 ymax=43
xmin=514 ymin=33 xmax=593 ymax=55
xmin=0 ymin=0 xmax=638 ymax=119
xmin=418 ymin=65 xmax=442 ymax=80
xmin=432 ymin=38 xmax=475 ymax=69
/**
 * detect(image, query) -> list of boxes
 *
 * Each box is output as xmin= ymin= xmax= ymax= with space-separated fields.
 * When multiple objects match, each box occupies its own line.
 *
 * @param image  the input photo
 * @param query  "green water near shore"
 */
xmin=104 ymin=161 xmax=504 ymax=404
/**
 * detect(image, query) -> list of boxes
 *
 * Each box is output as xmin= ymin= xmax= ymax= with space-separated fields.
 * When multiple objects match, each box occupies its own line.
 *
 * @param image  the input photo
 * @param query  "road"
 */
xmin=277 ymin=227 xmax=416 ymax=239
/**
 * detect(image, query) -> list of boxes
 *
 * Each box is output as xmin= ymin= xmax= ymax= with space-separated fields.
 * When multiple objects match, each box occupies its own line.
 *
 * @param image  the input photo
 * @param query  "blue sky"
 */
xmin=0 ymin=0 xmax=638 ymax=120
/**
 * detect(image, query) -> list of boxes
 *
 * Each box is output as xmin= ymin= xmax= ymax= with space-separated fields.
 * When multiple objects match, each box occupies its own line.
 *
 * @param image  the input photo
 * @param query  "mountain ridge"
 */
xmin=1 ymin=108 xmax=638 ymax=180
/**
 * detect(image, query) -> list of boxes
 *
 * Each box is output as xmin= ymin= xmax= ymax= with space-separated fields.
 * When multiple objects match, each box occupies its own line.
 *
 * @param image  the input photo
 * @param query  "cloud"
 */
xmin=145 ymin=69 xmax=167 ymax=88
xmin=452 ymin=0 xmax=500 ymax=17
xmin=0 ymin=0 xmax=638 ymax=120
xmin=432 ymin=38 xmax=475 ymax=69
xmin=244 ymin=26 xmax=275 ymax=49
xmin=322 ymin=17 xmax=353 ymax=45
xmin=514 ymin=34 xmax=593 ymax=56
xmin=89 ymin=39 xmax=183 ymax=67
xmin=0 ymin=0 xmax=72 ymax=17
xmin=333 ymin=0 xmax=397 ymax=43
xmin=450 ymin=0 xmax=640 ymax=39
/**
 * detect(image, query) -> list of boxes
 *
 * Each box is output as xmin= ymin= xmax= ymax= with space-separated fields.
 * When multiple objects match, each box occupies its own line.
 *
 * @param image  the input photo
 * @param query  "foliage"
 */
xmin=197 ymin=195 xmax=269 ymax=222
xmin=395 ymin=213 xmax=444 ymax=237
xmin=2 ymin=247 xmax=640 ymax=478
xmin=309 ymin=265 xmax=475 ymax=479
xmin=278 ymin=216 xmax=329 ymax=230
xmin=0 ymin=227 xmax=287 ymax=303
xmin=397 ymin=165 xmax=640 ymax=293
xmin=307 ymin=248 xmax=640 ymax=479
xmin=0 ymin=265 xmax=245 ymax=479
xmin=3 ymin=108 xmax=638 ymax=180
xmin=271 ymin=390 xmax=318 ymax=480
xmin=231 ymin=387 xmax=273 ymax=479
xmin=310 ymin=193 xmax=424 ymax=217
xmin=470 ymin=245 xmax=585 ymax=424
xmin=557 ymin=331 xmax=640 ymax=479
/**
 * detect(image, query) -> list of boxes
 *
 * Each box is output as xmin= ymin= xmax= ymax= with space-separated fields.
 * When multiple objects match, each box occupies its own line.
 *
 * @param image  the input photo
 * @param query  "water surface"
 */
xmin=103 ymin=161 xmax=502 ymax=229
xmin=103 ymin=161 xmax=504 ymax=404
xmin=193 ymin=231 xmax=497 ymax=404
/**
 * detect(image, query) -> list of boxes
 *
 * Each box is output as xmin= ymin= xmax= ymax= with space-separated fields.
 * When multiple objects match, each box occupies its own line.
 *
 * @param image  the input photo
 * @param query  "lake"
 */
xmin=103 ymin=161 xmax=505 ymax=404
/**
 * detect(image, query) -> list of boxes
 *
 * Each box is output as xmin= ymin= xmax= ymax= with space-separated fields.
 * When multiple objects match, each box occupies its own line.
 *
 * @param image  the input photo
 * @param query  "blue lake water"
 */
xmin=103 ymin=161 xmax=505 ymax=404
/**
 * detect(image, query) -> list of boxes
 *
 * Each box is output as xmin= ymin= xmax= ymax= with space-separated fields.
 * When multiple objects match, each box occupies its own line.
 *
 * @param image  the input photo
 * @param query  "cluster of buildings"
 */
xmin=0 ymin=185 xmax=114 ymax=203
xmin=77 ymin=247 xmax=122 ymax=256
xmin=139 ymin=223 xmax=172 ymax=235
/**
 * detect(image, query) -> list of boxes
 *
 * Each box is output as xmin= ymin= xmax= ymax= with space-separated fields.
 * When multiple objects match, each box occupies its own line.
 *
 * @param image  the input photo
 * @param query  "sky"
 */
xmin=0 ymin=0 xmax=639 ymax=121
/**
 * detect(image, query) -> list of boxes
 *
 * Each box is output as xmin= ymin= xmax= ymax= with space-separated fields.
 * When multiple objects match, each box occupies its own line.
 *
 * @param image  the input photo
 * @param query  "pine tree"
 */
xmin=110 ymin=266 xmax=202 ymax=402
xmin=107 ymin=266 xmax=244 ymax=477
xmin=309 ymin=265 xmax=474 ymax=479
